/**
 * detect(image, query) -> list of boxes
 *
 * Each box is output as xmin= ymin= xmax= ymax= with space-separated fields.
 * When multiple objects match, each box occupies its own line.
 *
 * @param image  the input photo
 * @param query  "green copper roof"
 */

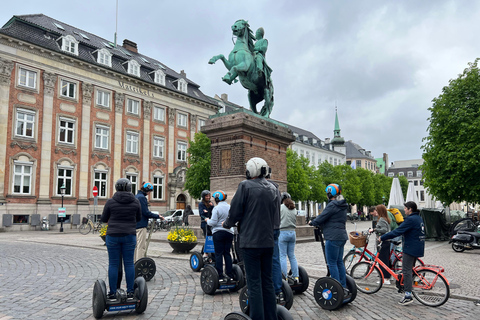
xmin=332 ymin=108 xmax=344 ymax=144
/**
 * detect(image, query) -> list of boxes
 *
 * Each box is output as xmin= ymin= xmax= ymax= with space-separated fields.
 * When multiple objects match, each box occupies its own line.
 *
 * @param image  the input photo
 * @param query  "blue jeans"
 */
xmin=279 ymin=230 xmax=298 ymax=278
xmin=325 ymin=239 xmax=347 ymax=288
xmin=243 ymin=247 xmax=277 ymax=320
xmin=212 ymin=231 xmax=233 ymax=277
xmin=272 ymin=229 xmax=282 ymax=294
xmin=106 ymin=234 xmax=136 ymax=294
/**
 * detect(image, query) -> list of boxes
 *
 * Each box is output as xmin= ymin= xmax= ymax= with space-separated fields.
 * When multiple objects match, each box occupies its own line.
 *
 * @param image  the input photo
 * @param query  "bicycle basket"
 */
xmin=349 ymin=231 xmax=367 ymax=248
xmin=82 ymin=217 xmax=88 ymax=224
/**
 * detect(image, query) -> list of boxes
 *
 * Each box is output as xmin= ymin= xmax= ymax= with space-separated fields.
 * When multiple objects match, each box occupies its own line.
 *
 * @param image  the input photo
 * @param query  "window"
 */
xmin=13 ymin=162 xmax=32 ymax=194
xmin=96 ymin=90 xmax=110 ymax=108
xmin=334 ymin=158 xmax=337 ymax=166
xmin=177 ymin=78 xmax=188 ymax=93
xmin=420 ymin=180 xmax=424 ymax=186
xmin=97 ymin=49 xmax=112 ymax=67
xmin=126 ymin=174 xmax=138 ymax=195
xmin=18 ymin=67 xmax=37 ymax=89
xmin=127 ymin=98 xmax=139 ymax=115
xmin=126 ymin=131 xmax=139 ymax=154
xmin=398 ymin=172 xmax=405 ymax=176
xmin=153 ymin=137 xmax=164 ymax=158
xmin=177 ymin=113 xmax=187 ymax=127
xmin=94 ymin=125 xmax=109 ymax=149
xmin=152 ymin=175 xmax=164 ymax=200
xmin=153 ymin=70 xmax=165 ymax=85
xmin=198 ymin=119 xmax=206 ymax=131
xmin=60 ymin=35 xmax=78 ymax=55
xmin=177 ymin=142 xmax=187 ymax=161
xmin=153 ymin=106 xmax=165 ymax=122
xmin=59 ymin=118 xmax=75 ymax=144
xmin=127 ymin=60 xmax=140 ymax=76
xmin=407 ymin=171 xmax=413 ymax=178
xmin=94 ymin=171 xmax=107 ymax=198
xmin=420 ymin=190 xmax=425 ymax=202
xmin=312 ymin=153 xmax=315 ymax=166
xmin=15 ymin=109 xmax=35 ymax=138
xmin=388 ymin=172 xmax=394 ymax=177
xmin=57 ymin=168 xmax=73 ymax=196
xmin=306 ymin=151 xmax=310 ymax=161
xmin=300 ymin=149 xmax=304 ymax=157
xmin=417 ymin=171 xmax=422 ymax=178
xmin=60 ymin=79 xmax=76 ymax=99
xmin=356 ymin=160 xmax=361 ymax=168
xmin=414 ymin=180 xmax=418 ymax=186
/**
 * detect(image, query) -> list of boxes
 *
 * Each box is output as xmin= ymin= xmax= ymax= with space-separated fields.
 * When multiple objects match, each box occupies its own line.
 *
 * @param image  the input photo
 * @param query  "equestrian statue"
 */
xmin=209 ymin=20 xmax=274 ymax=118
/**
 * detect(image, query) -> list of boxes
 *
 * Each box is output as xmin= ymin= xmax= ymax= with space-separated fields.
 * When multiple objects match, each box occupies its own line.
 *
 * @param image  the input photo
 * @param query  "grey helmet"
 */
xmin=115 ymin=178 xmax=132 ymax=192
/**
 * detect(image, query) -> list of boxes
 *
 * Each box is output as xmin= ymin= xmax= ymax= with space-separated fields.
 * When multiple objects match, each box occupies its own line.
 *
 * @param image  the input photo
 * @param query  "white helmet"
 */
xmin=246 ymin=157 xmax=270 ymax=179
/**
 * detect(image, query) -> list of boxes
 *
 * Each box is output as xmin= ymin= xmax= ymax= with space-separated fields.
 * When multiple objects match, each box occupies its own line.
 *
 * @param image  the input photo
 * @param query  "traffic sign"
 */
xmin=93 ymin=186 xmax=98 ymax=197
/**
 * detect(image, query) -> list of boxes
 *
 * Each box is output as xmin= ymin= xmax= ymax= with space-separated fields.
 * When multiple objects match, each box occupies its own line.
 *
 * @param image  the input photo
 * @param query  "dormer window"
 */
xmin=302 ymin=136 xmax=308 ymax=143
xmin=59 ymin=35 xmax=79 ymax=55
xmin=125 ymin=60 xmax=140 ymax=77
xmin=151 ymin=69 xmax=165 ymax=86
xmin=97 ymin=49 xmax=112 ymax=67
xmin=177 ymin=78 xmax=188 ymax=93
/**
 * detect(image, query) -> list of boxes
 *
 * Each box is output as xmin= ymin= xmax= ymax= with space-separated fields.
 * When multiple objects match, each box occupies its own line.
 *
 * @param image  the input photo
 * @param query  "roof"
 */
xmin=0 ymin=14 xmax=212 ymax=104
xmin=345 ymin=140 xmax=375 ymax=159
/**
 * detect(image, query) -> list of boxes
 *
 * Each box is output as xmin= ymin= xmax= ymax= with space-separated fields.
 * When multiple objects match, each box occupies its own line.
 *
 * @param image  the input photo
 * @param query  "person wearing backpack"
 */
xmin=387 ymin=208 xmax=401 ymax=263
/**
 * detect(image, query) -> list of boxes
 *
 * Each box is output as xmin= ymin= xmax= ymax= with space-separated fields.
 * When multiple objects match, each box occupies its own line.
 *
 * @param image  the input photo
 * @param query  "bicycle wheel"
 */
xmin=343 ymin=250 xmax=365 ymax=273
xmin=350 ymin=261 xmax=382 ymax=294
xmin=412 ymin=269 xmax=449 ymax=307
xmin=392 ymin=254 xmax=425 ymax=273
xmin=79 ymin=223 xmax=92 ymax=235
xmin=93 ymin=222 xmax=103 ymax=233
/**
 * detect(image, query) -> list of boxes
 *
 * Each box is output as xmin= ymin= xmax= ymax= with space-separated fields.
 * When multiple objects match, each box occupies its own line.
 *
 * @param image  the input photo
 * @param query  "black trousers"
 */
xmin=213 ymin=231 xmax=233 ymax=277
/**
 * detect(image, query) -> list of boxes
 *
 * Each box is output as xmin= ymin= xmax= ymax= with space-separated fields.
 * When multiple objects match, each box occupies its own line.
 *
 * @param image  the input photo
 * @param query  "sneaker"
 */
xmin=127 ymin=292 xmax=135 ymax=299
xmin=294 ymin=277 xmax=299 ymax=284
xmin=276 ymin=291 xmax=286 ymax=305
xmin=107 ymin=293 xmax=116 ymax=301
xmin=399 ymin=295 xmax=413 ymax=305
xmin=384 ymin=279 xmax=391 ymax=285
xmin=343 ymin=288 xmax=351 ymax=298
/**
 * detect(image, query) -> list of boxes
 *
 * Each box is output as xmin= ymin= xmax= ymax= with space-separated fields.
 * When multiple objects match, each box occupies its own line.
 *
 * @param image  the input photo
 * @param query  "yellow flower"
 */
xmin=167 ymin=226 xmax=197 ymax=243
xmin=99 ymin=224 xmax=108 ymax=237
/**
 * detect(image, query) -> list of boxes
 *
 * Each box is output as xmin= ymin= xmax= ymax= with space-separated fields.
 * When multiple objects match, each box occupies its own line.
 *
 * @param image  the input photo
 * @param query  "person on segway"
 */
xmin=309 ymin=183 xmax=350 ymax=297
xmin=223 ymin=157 xmax=280 ymax=320
xmin=199 ymin=190 xmax=214 ymax=259
xmin=101 ymin=178 xmax=142 ymax=299
xmin=206 ymin=190 xmax=234 ymax=282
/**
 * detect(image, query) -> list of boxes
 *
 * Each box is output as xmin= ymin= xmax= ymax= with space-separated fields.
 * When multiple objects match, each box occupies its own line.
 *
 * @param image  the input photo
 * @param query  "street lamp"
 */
xmin=60 ymin=184 xmax=66 ymax=232
xmin=382 ymin=195 xmax=386 ymax=206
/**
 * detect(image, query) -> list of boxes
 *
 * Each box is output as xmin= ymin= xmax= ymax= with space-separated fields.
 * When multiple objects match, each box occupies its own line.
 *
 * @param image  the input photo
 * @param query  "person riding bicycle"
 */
xmin=380 ymin=201 xmax=425 ymax=305
xmin=135 ymin=182 xmax=164 ymax=262
xmin=101 ymin=178 xmax=141 ymax=300
xmin=310 ymin=183 xmax=350 ymax=297
xmin=368 ymin=204 xmax=392 ymax=285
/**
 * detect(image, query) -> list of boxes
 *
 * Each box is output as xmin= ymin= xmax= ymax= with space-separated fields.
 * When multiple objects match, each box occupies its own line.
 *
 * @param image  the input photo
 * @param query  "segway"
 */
xmin=200 ymin=263 xmax=245 ymax=295
xmin=313 ymin=226 xmax=357 ymax=310
xmin=190 ymin=224 xmax=215 ymax=272
xmin=134 ymin=222 xmax=156 ymax=281
xmin=239 ymin=278 xmax=293 ymax=314
xmin=283 ymin=265 xmax=309 ymax=294
xmin=224 ymin=305 xmax=293 ymax=320
xmin=92 ymin=276 xmax=148 ymax=319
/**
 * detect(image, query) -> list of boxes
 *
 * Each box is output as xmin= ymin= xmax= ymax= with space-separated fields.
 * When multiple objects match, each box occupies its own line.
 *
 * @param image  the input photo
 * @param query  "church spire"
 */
xmin=331 ymin=106 xmax=344 ymax=145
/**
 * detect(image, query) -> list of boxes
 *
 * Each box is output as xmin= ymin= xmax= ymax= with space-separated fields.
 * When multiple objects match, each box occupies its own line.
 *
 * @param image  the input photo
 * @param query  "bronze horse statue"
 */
xmin=209 ymin=20 xmax=274 ymax=118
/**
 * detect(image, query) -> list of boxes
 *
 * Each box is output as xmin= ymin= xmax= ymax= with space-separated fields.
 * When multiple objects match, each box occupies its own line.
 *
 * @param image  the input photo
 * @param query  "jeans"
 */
xmin=325 ymin=239 xmax=347 ymax=288
xmin=279 ymin=230 xmax=299 ymax=278
xmin=402 ymin=252 xmax=415 ymax=293
xmin=243 ymin=247 xmax=277 ymax=320
xmin=213 ymin=231 xmax=234 ymax=277
xmin=272 ymin=229 xmax=282 ymax=294
xmin=106 ymin=234 xmax=136 ymax=294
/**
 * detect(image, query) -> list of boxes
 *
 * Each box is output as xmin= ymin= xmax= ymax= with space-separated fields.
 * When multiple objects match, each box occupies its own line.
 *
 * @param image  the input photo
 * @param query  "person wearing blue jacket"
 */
xmin=381 ymin=201 xmax=425 ymax=305
xmin=134 ymin=182 xmax=163 ymax=261
xmin=310 ymin=183 xmax=349 ymax=296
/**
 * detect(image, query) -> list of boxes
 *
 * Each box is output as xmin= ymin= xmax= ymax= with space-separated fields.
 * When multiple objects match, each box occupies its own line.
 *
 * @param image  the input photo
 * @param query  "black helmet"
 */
xmin=281 ymin=192 xmax=291 ymax=203
xmin=201 ymin=190 xmax=211 ymax=201
xmin=115 ymin=178 xmax=132 ymax=192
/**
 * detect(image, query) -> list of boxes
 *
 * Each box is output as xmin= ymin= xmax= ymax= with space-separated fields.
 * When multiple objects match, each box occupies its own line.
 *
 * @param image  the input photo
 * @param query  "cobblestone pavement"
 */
xmin=0 ymin=221 xmax=479 ymax=320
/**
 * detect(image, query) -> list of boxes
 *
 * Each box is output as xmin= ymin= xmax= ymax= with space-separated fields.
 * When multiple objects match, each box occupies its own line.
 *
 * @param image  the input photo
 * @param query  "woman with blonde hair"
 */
xmin=369 ymin=204 xmax=391 ymax=284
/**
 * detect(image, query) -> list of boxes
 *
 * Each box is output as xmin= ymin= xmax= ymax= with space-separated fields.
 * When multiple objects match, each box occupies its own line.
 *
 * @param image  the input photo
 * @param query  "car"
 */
xmin=162 ymin=209 xmax=199 ymax=225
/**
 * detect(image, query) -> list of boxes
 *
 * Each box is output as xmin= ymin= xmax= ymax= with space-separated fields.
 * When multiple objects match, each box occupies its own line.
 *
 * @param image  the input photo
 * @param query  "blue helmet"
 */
xmin=142 ymin=182 xmax=153 ymax=192
xmin=325 ymin=183 xmax=341 ymax=199
xmin=212 ymin=190 xmax=227 ymax=202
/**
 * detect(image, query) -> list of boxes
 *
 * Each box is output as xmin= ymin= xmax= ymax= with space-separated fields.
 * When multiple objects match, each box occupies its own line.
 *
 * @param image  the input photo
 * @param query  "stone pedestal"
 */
xmin=202 ymin=109 xmax=295 ymax=199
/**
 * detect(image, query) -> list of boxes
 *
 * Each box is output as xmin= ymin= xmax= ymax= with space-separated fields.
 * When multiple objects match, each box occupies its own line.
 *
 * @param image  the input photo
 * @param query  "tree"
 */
xmin=355 ymin=168 xmax=376 ymax=207
xmin=398 ymin=175 xmax=409 ymax=200
xmin=184 ymin=132 xmax=211 ymax=199
xmin=286 ymin=149 xmax=311 ymax=202
xmin=421 ymin=58 xmax=480 ymax=205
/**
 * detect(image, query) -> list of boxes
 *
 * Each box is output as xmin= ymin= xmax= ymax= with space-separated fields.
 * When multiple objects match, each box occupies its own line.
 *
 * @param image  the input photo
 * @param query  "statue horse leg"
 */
xmin=248 ymin=90 xmax=264 ymax=114
xmin=260 ymin=85 xmax=274 ymax=118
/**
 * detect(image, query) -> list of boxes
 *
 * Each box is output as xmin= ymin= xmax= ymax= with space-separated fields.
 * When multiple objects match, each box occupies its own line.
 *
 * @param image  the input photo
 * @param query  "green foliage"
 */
xmin=421 ymin=58 xmax=480 ymax=205
xmin=356 ymin=168 xmax=376 ymax=207
xmin=286 ymin=149 xmax=311 ymax=202
xmin=184 ymin=132 xmax=211 ymax=199
xmin=398 ymin=176 xmax=409 ymax=200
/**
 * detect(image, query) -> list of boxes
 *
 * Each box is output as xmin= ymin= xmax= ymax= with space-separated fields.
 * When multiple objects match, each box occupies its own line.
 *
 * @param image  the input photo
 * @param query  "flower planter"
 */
xmin=168 ymin=241 xmax=197 ymax=253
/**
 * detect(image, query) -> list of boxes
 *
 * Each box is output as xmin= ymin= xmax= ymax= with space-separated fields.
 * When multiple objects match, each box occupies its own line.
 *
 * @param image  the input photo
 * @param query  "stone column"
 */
xmin=113 ymin=93 xmax=124 ymax=184
xmin=142 ymin=101 xmax=152 ymax=182
xmin=37 ymin=72 xmax=57 ymax=204
xmin=77 ymin=83 xmax=93 ymax=205
xmin=0 ymin=58 xmax=14 ymax=203
xmin=167 ymin=107 xmax=176 ymax=209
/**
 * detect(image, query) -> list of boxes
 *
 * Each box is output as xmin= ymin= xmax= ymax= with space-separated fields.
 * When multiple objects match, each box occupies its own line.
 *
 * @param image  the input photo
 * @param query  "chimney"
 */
xmin=123 ymin=39 xmax=138 ymax=53
xmin=325 ymin=138 xmax=331 ymax=144
xmin=221 ymin=93 xmax=228 ymax=101
xmin=180 ymin=70 xmax=186 ymax=78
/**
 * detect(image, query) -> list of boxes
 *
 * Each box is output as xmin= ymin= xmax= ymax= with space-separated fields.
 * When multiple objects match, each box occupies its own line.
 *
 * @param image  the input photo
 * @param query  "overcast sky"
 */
xmin=2 ymin=1 xmax=479 ymax=163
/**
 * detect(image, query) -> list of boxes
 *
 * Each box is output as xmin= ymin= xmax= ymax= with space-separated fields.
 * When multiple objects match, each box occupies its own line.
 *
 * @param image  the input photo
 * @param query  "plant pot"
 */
xmin=168 ymin=241 xmax=197 ymax=253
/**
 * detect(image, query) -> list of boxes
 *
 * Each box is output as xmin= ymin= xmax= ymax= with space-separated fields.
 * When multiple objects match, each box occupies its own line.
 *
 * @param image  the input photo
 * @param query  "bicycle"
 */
xmin=343 ymin=232 xmax=424 ymax=273
xmin=350 ymin=234 xmax=450 ymax=307
xmin=79 ymin=215 xmax=104 ymax=235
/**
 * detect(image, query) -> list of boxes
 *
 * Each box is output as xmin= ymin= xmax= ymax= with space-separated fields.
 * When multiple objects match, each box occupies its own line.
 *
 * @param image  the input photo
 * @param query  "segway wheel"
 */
xmin=313 ymin=277 xmax=344 ymax=310
xmin=290 ymin=266 xmax=309 ymax=294
xmin=276 ymin=305 xmax=293 ymax=320
xmin=239 ymin=286 xmax=249 ymax=315
xmin=134 ymin=276 xmax=148 ymax=314
xmin=224 ymin=311 xmax=252 ymax=320
xmin=92 ymin=280 xmax=106 ymax=319
xmin=280 ymin=279 xmax=294 ymax=310
xmin=201 ymin=265 xmax=219 ymax=295
xmin=190 ymin=251 xmax=204 ymax=272
xmin=344 ymin=274 xmax=357 ymax=304
xmin=135 ymin=257 xmax=156 ymax=281
xmin=230 ymin=264 xmax=245 ymax=292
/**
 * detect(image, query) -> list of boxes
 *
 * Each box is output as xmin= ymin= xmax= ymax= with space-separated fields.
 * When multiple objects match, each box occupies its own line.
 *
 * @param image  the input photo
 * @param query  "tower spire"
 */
xmin=331 ymin=106 xmax=344 ymax=145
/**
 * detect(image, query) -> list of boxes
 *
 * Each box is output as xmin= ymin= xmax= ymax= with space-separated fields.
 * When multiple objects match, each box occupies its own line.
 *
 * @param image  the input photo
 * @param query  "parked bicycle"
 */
xmin=79 ymin=215 xmax=104 ymax=235
xmin=350 ymin=233 xmax=450 ymax=307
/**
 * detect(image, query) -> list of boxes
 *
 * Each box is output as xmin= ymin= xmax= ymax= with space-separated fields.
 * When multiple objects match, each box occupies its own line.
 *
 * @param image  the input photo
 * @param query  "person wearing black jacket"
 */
xmin=101 ymin=178 xmax=142 ymax=299
xmin=223 ymin=157 xmax=279 ymax=320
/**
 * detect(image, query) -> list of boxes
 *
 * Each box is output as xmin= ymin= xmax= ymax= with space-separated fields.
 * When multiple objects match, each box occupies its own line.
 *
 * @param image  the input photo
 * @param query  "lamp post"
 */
xmin=60 ymin=184 xmax=66 ymax=232
xmin=382 ymin=195 xmax=386 ymax=206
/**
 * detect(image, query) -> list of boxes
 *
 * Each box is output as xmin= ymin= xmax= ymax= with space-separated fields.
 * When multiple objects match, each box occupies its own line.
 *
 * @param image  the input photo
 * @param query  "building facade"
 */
xmin=386 ymin=159 xmax=426 ymax=207
xmin=345 ymin=140 xmax=377 ymax=173
xmin=0 ymin=14 xmax=218 ymax=231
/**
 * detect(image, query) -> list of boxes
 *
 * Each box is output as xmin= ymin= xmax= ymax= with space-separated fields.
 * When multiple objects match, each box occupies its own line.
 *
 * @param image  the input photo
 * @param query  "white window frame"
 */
xmin=198 ymin=119 xmax=206 ymax=131
xmin=177 ymin=78 xmax=188 ymax=93
xmin=126 ymin=131 xmax=139 ymax=154
xmin=56 ymin=166 xmax=73 ymax=196
xmin=417 ymin=171 xmax=422 ymax=178
xmin=126 ymin=173 xmax=138 ymax=195
xmin=96 ymin=89 xmax=111 ymax=108
xmin=127 ymin=60 xmax=140 ymax=76
xmin=97 ymin=48 xmax=112 ymax=67
xmin=15 ymin=108 xmax=35 ymax=138
xmin=153 ymin=106 xmax=165 ymax=122
xmin=94 ymin=170 xmax=108 ymax=198
xmin=398 ymin=172 xmax=405 ymax=176
xmin=153 ymin=70 xmax=166 ymax=85
xmin=407 ymin=171 xmax=413 ymax=178
xmin=388 ymin=172 xmax=394 ymax=177
xmin=177 ymin=141 xmax=187 ymax=162
xmin=127 ymin=98 xmax=140 ymax=115
xmin=60 ymin=35 xmax=79 ymax=55
xmin=152 ymin=174 xmax=164 ymax=200
xmin=18 ymin=67 xmax=37 ymax=89
xmin=177 ymin=113 xmax=187 ymax=128
xmin=58 ymin=117 xmax=75 ymax=144
xmin=94 ymin=125 xmax=109 ymax=150
xmin=60 ymin=79 xmax=77 ymax=99
xmin=153 ymin=136 xmax=165 ymax=158
xmin=12 ymin=161 xmax=33 ymax=195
